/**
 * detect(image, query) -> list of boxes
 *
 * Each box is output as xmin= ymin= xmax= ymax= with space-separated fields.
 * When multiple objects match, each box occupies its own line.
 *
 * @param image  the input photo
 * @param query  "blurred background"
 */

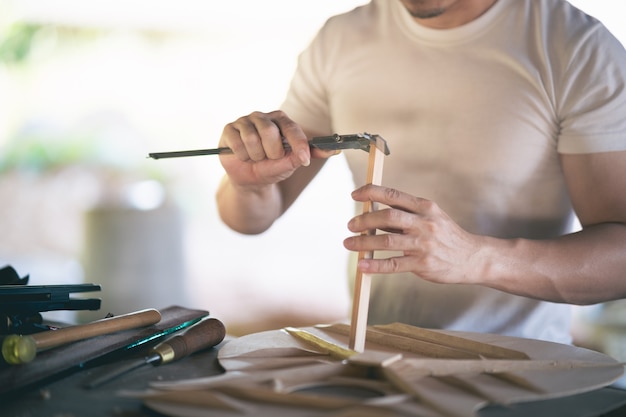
xmin=0 ymin=0 xmax=624 ymax=359
xmin=0 ymin=0 xmax=366 ymax=335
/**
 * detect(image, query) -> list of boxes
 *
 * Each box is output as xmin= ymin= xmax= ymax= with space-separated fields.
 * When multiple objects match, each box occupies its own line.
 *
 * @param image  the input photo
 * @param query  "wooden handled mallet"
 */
xmin=2 ymin=308 xmax=162 ymax=365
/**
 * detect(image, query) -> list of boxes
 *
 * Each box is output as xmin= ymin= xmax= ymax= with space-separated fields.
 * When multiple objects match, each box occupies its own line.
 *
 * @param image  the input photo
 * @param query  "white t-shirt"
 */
xmin=281 ymin=0 xmax=626 ymax=343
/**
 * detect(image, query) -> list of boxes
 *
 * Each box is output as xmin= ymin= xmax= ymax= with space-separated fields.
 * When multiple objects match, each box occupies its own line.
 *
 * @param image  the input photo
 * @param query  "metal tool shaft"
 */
xmin=148 ymin=133 xmax=389 ymax=160
xmin=148 ymin=147 xmax=233 ymax=159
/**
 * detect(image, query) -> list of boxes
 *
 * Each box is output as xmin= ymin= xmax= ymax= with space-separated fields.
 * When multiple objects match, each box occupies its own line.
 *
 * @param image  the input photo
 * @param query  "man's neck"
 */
xmin=406 ymin=0 xmax=498 ymax=29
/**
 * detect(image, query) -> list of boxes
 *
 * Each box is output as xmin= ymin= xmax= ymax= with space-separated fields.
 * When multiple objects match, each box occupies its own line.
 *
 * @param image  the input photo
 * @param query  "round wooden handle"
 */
xmin=155 ymin=318 xmax=226 ymax=364
xmin=33 ymin=308 xmax=162 ymax=351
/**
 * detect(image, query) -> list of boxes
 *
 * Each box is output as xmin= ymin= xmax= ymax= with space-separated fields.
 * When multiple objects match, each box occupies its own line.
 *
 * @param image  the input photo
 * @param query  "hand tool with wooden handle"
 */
xmin=84 ymin=317 xmax=226 ymax=388
xmin=1 ymin=308 xmax=162 ymax=365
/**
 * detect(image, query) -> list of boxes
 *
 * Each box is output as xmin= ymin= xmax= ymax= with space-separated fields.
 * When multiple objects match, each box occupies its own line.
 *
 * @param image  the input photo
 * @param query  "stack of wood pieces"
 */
xmin=122 ymin=322 xmax=624 ymax=417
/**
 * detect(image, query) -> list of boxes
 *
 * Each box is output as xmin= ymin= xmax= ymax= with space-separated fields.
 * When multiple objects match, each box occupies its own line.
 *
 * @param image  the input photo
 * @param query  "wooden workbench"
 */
xmin=3 ymin=336 xmax=626 ymax=417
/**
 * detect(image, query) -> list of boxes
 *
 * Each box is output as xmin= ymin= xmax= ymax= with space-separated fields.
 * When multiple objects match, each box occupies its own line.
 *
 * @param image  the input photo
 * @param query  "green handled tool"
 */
xmin=84 ymin=317 xmax=226 ymax=389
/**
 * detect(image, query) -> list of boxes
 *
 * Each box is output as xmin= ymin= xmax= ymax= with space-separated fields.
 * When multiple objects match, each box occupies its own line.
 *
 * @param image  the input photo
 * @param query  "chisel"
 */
xmin=84 ymin=317 xmax=226 ymax=388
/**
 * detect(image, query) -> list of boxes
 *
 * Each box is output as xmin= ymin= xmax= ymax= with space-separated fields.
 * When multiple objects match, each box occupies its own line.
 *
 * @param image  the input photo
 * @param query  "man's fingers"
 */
xmin=351 ymin=184 xmax=432 ymax=214
xmin=356 ymin=256 xmax=410 ymax=274
xmin=344 ymin=232 xmax=416 ymax=253
xmin=347 ymin=207 xmax=417 ymax=235
xmin=269 ymin=110 xmax=310 ymax=166
xmin=241 ymin=111 xmax=284 ymax=161
xmin=221 ymin=110 xmax=310 ymax=165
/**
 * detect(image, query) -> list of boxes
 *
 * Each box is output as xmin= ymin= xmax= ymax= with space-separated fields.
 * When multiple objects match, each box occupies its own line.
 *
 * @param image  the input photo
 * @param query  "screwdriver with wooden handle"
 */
xmin=84 ymin=317 xmax=226 ymax=389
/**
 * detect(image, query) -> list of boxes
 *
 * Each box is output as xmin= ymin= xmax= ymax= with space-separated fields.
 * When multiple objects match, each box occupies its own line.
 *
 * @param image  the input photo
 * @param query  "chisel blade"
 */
xmin=84 ymin=354 xmax=160 ymax=389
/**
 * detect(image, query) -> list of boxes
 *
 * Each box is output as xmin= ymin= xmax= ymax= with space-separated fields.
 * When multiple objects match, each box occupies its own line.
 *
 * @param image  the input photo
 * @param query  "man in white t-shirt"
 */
xmin=215 ymin=0 xmax=626 ymax=343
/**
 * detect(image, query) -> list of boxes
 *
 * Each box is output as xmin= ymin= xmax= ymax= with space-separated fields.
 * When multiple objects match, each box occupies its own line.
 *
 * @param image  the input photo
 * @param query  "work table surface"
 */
xmin=4 ymin=338 xmax=626 ymax=417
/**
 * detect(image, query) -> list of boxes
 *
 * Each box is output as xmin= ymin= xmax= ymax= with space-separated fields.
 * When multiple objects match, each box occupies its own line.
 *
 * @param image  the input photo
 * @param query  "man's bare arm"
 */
xmin=344 ymin=150 xmax=626 ymax=305
xmin=464 ymin=150 xmax=626 ymax=304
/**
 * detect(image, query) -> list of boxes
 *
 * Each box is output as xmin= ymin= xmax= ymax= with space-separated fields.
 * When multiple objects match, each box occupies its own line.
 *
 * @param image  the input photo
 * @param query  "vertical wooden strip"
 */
xmin=349 ymin=272 xmax=371 ymax=352
xmin=349 ymin=145 xmax=385 ymax=352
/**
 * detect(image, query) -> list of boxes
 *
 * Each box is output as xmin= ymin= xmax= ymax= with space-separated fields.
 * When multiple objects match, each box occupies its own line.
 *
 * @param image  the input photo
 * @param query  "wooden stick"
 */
xmin=382 ymin=363 xmax=464 ymax=417
xmin=349 ymin=144 xmax=386 ymax=352
xmin=374 ymin=322 xmax=530 ymax=360
xmin=2 ymin=309 xmax=162 ymax=364
xmin=214 ymin=385 xmax=359 ymax=409
xmin=321 ymin=323 xmax=482 ymax=359
xmin=34 ymin=308 xmax=162 ymax=350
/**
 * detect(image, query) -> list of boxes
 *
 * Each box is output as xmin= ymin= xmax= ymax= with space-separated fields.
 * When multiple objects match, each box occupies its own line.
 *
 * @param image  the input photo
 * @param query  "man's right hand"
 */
xmin=216 ymin=110 xmax=338 ymax=234
xmin=218 ymin=110 xmax=312 ymax=188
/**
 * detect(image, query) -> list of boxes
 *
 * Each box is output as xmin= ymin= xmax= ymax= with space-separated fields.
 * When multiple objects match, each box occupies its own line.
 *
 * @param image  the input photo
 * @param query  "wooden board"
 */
xmin=142 ymin=324 xmax=624 ymax=417
xmin=349 ymin=141 xmax=386 ymax=352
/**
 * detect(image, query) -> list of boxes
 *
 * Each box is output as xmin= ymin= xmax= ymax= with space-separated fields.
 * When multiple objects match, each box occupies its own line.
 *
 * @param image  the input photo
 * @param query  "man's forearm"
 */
xmin=216 ymin=176 xmax=283 ymax=235
xmin=477 ymin=223 xmax=626 ymax=305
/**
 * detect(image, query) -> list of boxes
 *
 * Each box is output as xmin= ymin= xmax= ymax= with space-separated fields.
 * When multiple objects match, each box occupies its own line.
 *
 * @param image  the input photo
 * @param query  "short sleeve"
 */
xmin=557 ymin=23 xmax=626 ymax=154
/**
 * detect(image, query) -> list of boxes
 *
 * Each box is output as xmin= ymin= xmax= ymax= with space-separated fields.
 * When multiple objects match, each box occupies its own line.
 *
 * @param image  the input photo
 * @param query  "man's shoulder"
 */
xmin=320 ymin=0 xmax=386 ymax=34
